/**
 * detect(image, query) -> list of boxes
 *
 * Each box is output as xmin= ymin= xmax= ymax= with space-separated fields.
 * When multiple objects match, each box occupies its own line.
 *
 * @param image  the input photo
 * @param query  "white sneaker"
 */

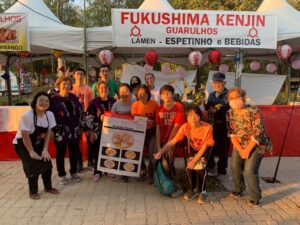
xmin=207 ymin=168 xmax=217 ymax=177
xmin=171 ymin=188 xmax=183 ymax=198
xmin=70 ymin=173 xmax=81 ymax=182
xmin=59 ymin=176 xmax=69 ymax=185
xmin=216 ymin=174 xmax=227 ymax=182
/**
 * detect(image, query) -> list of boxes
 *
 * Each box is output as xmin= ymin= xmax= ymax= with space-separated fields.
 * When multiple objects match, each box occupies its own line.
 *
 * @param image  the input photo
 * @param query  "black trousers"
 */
xmin=28 ymin=169 xmax=52 ymax=194
xmin=186 ymin=169 xmax=207 ymax=193
xmin=87 ymin=139 xmax=103 ymax=176
xmin=207 ymin=123 xmax=230 ymax=175
xmin=55 ymin=141 xmax=79 ymax=177
xmin=141 ymin=128 xmax=156 ymax=178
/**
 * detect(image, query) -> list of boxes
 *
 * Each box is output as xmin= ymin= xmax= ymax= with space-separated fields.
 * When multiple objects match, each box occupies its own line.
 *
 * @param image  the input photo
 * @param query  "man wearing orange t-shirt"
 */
xmin=155 ymin=85 xmax=184 ymax=196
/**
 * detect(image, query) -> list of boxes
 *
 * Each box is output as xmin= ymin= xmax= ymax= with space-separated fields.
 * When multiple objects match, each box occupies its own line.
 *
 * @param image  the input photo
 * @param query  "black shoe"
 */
xmin=148 ymin=177 xmax=154 ymax=185
xmin=229 ymin=191 xmax=242 ymax=200
xmin=122 ymin=176 xmax=129 ymax=183
xmin=77 ymin=163 xmax=83 ymax=173
xmin=88 ymin=162 xmax=95 ymax=169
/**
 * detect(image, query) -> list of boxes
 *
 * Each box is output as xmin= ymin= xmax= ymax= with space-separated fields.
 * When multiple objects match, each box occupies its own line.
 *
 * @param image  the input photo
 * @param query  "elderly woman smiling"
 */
xmin=226 ymin=87 xmax=272 ymax=208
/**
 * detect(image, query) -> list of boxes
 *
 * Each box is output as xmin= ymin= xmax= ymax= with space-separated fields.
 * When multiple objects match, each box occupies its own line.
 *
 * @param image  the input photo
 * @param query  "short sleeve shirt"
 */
xmin=131 ymin=100 xmax=158 ymax=129
xmin=156 ymin=102 xmax=184 ymax=144
xmin=111 ymin=99 xmax=134 ymax=115
xmin=173 ymin=122 xmax=214 ymax=151
xmin=13 ymin=110 xmax=56 ymax=144
xmin=92 ymin=79 xmax=118 ymax=98
xmin=71 ymin=85 xmax=94 ymax=112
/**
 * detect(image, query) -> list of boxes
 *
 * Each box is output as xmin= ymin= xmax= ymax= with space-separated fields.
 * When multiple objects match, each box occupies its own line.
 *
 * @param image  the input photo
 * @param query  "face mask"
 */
xmin=229 ymin=98 xmax=244 ymax=110
xmin=131 ymin=82 xmax=140 ymax=90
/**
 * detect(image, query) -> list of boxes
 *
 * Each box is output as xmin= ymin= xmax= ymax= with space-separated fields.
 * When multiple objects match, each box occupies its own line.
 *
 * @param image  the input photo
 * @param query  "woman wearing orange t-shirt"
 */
xmin=154 ymin=104 xmax=214 ymax=204
xmin=132 ymin=85 xmax=158 ymax=183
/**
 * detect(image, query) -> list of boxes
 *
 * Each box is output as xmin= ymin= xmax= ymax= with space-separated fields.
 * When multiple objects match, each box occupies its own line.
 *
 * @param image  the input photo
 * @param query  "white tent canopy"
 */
xmin=121 ymin=63 xmax=196 ymax=94
xmin=2 ymin=0 xmax=300 ymax=67
xmin=87 ymin=0 xmax=300 ymax=64
xmin=86 ymin=0 xmax=196 ymax=65
xmin=139 ymin=0 xmax=173 ymax=10
xmin=206 ymin=71 xmax=286 ymax=105
xmin=257 ymin=0 xmax=300 ymax=42
xmin=4 ymin=0 xmax=84 ymax=53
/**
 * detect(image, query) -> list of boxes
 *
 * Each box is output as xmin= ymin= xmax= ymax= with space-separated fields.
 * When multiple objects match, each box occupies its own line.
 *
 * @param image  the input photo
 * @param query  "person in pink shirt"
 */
xmin=71 ymin=68 xmax=94 ymax=112
xmin=71 ymin=68 xmax=94 ymax=171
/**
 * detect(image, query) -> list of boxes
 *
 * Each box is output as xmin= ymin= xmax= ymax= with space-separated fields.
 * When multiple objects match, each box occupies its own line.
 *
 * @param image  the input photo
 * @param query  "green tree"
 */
xmin=170 ymin=0 xmax=264 ymax=11
xmin=0 ymin=0 xmax=16 ymax=12
xmin=85 ymin=0 xmax=143 ymax=27
xmin=288 ymin=0 xmax=300 ymax=10
xmin=44 ymin=0 xmax=83 ymax=26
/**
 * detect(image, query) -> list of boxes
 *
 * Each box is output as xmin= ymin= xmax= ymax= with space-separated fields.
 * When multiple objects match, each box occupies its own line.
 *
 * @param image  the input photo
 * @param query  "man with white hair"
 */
xmin=205 ymin=72 xmax=230 ymax=178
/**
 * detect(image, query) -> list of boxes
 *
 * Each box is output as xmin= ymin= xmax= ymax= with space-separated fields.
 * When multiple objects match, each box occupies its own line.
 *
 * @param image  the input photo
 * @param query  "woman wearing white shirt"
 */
xmin=13 ymin=92 xmax=59 ymax=200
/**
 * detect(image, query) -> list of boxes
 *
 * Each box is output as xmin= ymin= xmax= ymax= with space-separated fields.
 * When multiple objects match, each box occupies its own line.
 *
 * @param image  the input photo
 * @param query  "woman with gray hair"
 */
xmin=227 ymin=87 xmax=272 ymax=208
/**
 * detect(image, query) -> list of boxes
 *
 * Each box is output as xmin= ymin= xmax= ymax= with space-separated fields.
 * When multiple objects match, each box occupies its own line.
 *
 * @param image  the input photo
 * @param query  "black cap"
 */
xmin=212 ymin=72 xmax=226 ymax=81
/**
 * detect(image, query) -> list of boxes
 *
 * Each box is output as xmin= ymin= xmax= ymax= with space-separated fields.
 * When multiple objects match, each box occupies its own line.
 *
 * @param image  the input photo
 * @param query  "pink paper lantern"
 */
xmin=188 ymin=51 xmax=202 ymax=66
xmin=219 ymin=64 xmax=229 ymax=73
xmin=292 ymin=59 xmax=300 ymax=70
xmin=144 ymin=50 xmax=158 ymax=66
xmin=277 ymin=44 xmax=292 ymax=60
xmin=250 ymin=61 xmax=260 ymax=71
xmin=99 ymin=50 xmax=114 ymax=65
xmin=144 ymin=64 xmax=153 ymax=73
xmin=176 ymin=66 xmax=186 ymax=77
xmin=266 ymin=63 xmax=277 ymax=73
xmin=161 ymin=64 xmax=171 ymax=73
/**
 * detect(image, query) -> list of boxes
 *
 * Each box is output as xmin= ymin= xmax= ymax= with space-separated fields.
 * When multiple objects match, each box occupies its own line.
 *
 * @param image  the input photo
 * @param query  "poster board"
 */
xmin=97 ymin=113 xmax=147 ymax=177
xmin=0 ymin=13 xmax=30 ymax=51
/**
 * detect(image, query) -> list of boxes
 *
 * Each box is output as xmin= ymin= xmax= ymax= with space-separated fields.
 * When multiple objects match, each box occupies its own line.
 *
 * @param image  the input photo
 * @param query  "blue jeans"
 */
xmin=231 ymin=147 xmax=263 ymax=203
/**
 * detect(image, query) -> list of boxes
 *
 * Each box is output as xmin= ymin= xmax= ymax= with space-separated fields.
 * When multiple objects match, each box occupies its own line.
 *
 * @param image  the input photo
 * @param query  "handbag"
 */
xmin=187 ymin=131 xmax=206 ymax=170
xmin=258 ymin=136 xmax=273 ymax=154
xmin=154 ymin=158 xmax=174 ymax=196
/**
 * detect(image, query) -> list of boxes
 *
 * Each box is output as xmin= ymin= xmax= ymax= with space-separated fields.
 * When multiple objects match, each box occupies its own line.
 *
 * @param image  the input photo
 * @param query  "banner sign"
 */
xmin=97 ymin=113 xmax=147 ymax=177
xmin=0 ymin=13 xmax=30 ymax=52
xmin=112 ymin=9 xmax=277 ymax=49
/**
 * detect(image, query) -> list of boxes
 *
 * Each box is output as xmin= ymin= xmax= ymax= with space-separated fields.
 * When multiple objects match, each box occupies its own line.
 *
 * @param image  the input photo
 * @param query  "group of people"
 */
xmin=13 ymin=68 xmax=272 ymax=208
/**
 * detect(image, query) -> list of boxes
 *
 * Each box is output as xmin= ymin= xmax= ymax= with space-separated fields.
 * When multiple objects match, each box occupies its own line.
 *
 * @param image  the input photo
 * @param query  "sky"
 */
xmin=73 ymin=0 xmax=84 ymax=7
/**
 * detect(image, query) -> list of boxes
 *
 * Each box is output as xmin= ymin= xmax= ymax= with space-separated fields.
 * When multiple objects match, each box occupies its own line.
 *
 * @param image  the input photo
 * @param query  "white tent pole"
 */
xmin=287 ymin=61 xmax=291 ymax=104
xmin=5 ymin=55 xmax=12 ymax=105
xmin=234 ymin=49 xmax=243 ymax=87
xmin=57 ymin=58 xmax=64 ymax=77
xmin=83 ymin=0 xmax=88 ymax=85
